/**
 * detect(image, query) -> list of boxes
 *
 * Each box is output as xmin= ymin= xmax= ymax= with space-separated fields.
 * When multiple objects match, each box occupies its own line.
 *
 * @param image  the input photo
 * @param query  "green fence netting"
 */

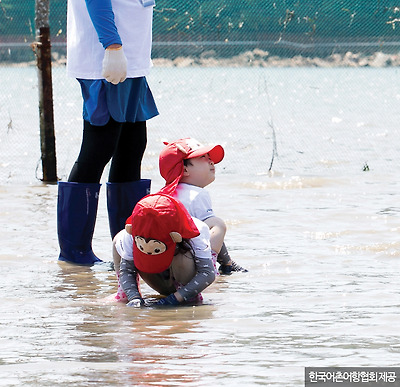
xmin=2 ymin=1 xmax=400 ymax=62
xmin=1 ymin=1 xmax=400 ymax=184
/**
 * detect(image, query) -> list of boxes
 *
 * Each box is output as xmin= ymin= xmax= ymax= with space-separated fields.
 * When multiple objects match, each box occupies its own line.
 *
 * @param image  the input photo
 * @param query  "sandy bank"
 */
xmin=4 ymin=49 xmax=400 ymax=68
xmin=152 ymin=49 xmax=400 ymax=68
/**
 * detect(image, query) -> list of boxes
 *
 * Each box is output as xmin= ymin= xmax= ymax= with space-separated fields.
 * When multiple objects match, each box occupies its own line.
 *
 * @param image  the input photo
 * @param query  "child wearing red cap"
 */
xmin=112 ymin=193 xmax=216 ymax=306
xmin=158 ymin=138 xmax=247 ymax=275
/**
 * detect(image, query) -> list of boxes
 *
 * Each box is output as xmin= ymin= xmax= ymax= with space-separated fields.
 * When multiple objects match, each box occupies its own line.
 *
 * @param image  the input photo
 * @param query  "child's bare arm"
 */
xmin=112 ymin=238 xmax=122 ymax=274
xmin=204 ymin=216 xmax=226 ymax=254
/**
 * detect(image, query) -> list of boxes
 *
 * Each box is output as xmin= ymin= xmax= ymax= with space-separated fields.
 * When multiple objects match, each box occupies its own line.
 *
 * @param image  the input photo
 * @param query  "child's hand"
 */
xmin=218 ymin=264 xmax=232 ymax=275
xmin=126 ymin=298 xmax=143 ymax=308
xmin=153 ymin=293 xmax=180 ymax=306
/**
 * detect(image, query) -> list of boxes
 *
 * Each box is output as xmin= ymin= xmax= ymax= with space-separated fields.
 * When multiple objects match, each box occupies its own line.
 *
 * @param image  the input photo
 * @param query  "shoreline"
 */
xmin=3 ymin=49 xmax=400 ymax=68
xmin=152 ymin=50 xmax=400 ymax=68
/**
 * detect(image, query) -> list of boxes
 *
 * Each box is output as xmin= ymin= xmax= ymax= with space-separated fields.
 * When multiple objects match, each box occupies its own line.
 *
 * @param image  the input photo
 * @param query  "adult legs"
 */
xmin=68 ymin=118 xmax=123 ymax=183
xmin=106 ymin=121 xmax=151 ymax=239
xmin=108 ymin=121 xmax=147 ymax=182
xmin=57 ymin=118 xmax=122 ymax=265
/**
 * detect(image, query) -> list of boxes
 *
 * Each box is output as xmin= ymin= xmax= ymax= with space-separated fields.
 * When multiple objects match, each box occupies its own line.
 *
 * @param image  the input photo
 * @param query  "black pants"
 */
xmin=68 ymin=118 xmax=147 ymax=183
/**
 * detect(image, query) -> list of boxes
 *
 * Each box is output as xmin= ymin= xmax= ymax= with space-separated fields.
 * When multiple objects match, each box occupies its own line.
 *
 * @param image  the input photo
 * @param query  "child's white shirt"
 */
xmin=174 ymin=183 xmax=215 ymax=222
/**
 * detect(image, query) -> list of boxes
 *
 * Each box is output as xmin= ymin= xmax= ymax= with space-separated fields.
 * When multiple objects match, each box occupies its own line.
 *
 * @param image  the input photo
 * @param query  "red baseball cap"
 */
xmin=126 ymin=193 xmax=200 ymax=274
xmin=159 ymin=138 xmax=224 ymax=194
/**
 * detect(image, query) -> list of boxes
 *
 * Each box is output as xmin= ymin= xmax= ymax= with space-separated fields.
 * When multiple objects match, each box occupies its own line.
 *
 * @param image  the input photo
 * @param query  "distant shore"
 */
xmin=152 ymin=49 xmax=400 ymax=67
xmin=4 ymin=49 xmax=400 ymax=68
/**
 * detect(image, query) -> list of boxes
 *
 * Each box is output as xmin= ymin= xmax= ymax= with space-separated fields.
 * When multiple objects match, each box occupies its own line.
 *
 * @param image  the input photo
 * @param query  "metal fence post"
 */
xmin=35 ymin=0 xmax=58 ymax=182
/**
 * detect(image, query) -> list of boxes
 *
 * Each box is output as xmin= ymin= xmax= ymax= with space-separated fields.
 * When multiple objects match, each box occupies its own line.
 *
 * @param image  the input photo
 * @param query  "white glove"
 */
xmin=102 ymin=46 xmax=128 ymax=85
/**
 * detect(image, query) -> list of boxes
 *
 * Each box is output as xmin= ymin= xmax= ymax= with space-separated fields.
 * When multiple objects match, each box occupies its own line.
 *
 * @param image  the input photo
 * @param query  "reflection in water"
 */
xmin=48 ymin=261 xmax=216 ymax=385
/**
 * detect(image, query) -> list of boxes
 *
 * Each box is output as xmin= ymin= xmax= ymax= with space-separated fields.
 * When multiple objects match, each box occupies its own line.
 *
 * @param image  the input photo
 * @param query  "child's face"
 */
xmin=182 ymin=154 xmax=216 ymax=188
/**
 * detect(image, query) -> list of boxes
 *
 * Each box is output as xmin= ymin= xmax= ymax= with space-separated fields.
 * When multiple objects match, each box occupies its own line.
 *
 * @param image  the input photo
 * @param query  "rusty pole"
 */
xmin=35 ymin=0 xmax=57 ymax=182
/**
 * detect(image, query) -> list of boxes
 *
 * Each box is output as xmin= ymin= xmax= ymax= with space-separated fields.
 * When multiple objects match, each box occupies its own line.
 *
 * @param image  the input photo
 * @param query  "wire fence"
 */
xmin=1 ymin=1 xmax=400 ymax=184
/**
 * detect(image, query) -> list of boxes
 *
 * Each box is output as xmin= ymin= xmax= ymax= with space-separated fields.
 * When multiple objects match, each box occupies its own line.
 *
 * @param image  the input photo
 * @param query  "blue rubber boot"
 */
xmin=57 ymin=181 xmax=102 ymax=265
xmin=106 ymin=179 xmax=151 ymax=239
